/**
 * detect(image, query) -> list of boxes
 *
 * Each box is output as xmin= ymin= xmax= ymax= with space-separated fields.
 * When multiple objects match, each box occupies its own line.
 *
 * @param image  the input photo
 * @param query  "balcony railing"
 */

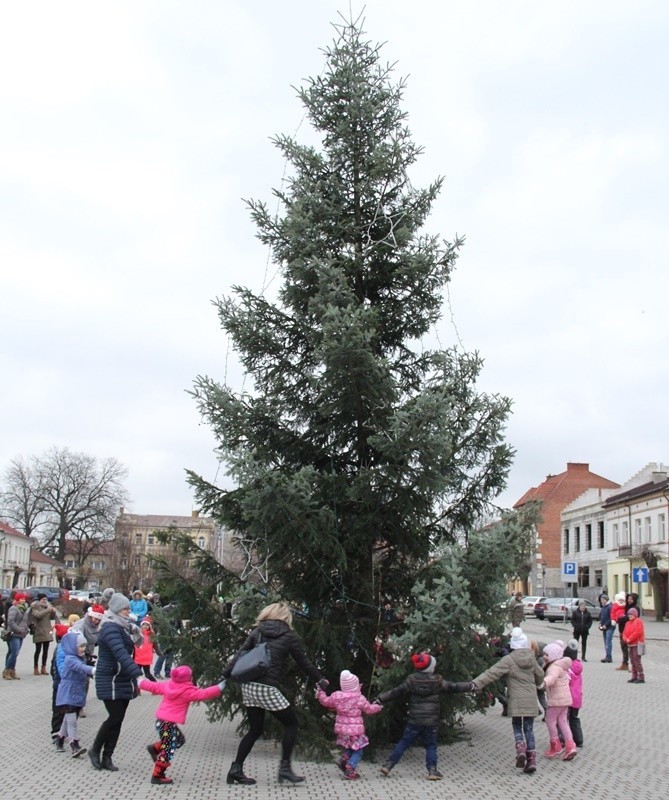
xmin=617 ymin=544 xmax=646 ymax=558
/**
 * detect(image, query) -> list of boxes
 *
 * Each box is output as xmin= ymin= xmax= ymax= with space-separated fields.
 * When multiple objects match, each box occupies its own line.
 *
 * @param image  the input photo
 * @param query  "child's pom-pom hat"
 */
xmin=411 ymin=652 xmax=436 ymax=672
xmin=339 ymin=670 xmax=360 ymax=692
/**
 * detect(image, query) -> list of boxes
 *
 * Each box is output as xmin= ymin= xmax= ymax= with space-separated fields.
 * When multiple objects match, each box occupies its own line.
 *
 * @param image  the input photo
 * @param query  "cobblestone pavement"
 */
xmin=2 ymin=617 xmax=667 ymax=800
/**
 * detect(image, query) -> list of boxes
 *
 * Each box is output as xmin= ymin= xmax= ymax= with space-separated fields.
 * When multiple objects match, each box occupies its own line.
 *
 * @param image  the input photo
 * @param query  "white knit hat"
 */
xmin=509 ymin=627 xmax=529 ymax=649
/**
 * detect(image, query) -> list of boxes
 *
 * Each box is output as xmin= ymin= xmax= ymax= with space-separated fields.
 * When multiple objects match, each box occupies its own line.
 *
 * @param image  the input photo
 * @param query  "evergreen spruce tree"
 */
xmin=158 ymin=15 xmax=525 ymax=754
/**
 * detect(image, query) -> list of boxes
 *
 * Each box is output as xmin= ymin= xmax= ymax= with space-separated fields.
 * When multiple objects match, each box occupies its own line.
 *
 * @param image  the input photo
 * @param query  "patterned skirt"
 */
xmin=241 ymin=682 xmax=290 ymax=711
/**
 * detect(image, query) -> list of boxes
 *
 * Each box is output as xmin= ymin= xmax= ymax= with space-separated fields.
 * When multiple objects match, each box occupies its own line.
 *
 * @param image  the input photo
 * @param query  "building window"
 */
xmin=574 ymin=526 xmax=581 ymax=552
xmin=135 ymin=533 xmax=142 ymax=546
xmin=198 ymin=537 xmax=205 ymax=549
xmin=634 ymin=518 xmax=642 ymax=544
xmin=65 ymin=559 xmax=76 ymax=569
xmin=564 ymin=529 xmax=570 ymax=554
xmin=594 ymin=569 xmax=603 ymax=587
xmin=612 ymin=523 xmax=619 ymax=547
xmin=644 ymin=517 xmax=651 ymax=543
xmin=622 ymin=520 xmax=629 ymax=545
xmin=598 ymin=521 xmax=605 ymax=549
xmin=585 ymin=523 xmax=592 ymax=551
xmin=659 ymin=513 xmax=666 ymax=539
xmin=147 ymin=534 xmax=155 ymax=546
xmin=578 ymin=565 xmax=590 ymax=588
xmin=91 ymin=561 xmax=104 ymax=571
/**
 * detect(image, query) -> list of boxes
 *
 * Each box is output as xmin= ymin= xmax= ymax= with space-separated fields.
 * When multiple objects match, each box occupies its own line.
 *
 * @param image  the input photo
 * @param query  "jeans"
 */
xmin=4 ymin=635 xmax=23 ymax=670
xmin=154 ymin=652 xmax=174 ymax=677
xmin=388 ymin=723 xmax=438 ymax=769
xmin=602 ymin=627 xmax=614 ymax=660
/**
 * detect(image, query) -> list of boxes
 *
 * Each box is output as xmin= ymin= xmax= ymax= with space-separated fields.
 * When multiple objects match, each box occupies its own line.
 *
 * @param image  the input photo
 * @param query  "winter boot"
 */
xmin=344 ymin=765 xmax=360 ymax=780
xmin=515 ymin=741 xmax=527 ymax=768
xmin=278 ymin=760 xmax=305 ymax=784
xmin=543 ymin=739 xmax=563 ymax=759
xmin=147 ymin=743 xmax=160 ymax=762
xmin=71 ymin=741 xmax=87 ymax=758
xmin=2 ymin=669 xmax=10 ymax=679
xmin=34 ymin=666 xmax=40 ymax=675
xmin=427 ymin=767 xmax=443 ymax=780
xmin=226 ymin=761 xmax=256 ymax=785
xmin=615 ymin=663 xmax=628 ymax=671
xmin=41 ymin=665 xmax=49 ymax=675
xmin=562 ymin=740 xmax=577 ymax=761
xmin=380 ymin=761 xmax=394 ymax=776
xmin=88 ymin=748 xmax=103 ymax=770
xmin=151 ymin=764 xmax=174 ymax=785
xmin=10 ymin=669 xmax=20 ymax=679
xmin=523 ymin=750 xmax=537 ymax=774
xmin=56 ymin=736 xmax=66 ymax=752
xmin=337 ymin=752 xmax=350 ymax=773
xmin=101 ymin=754 xmax=119 ymax=771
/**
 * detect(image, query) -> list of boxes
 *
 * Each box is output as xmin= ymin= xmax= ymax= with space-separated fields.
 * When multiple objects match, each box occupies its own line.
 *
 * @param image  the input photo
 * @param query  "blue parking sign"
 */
xmin=562 ymin=562 xmax=577 ymax=579
xmin=632 ymin=567 xmax=649 ymax=583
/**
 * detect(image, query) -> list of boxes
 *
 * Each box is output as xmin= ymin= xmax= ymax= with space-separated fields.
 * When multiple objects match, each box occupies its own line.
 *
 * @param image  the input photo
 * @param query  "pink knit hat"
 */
xmin=170 ymin=666 xmax=193 ymax=684
xmin=339 ymin=670 xmax=360 ymax=692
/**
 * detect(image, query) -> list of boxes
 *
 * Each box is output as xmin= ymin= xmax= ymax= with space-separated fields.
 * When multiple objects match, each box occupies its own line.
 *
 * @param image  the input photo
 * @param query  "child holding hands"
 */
xmin=141 ymin=665 xmax=225 ymax=784
xmin=316 ymin=669 xmax=382 ymax=780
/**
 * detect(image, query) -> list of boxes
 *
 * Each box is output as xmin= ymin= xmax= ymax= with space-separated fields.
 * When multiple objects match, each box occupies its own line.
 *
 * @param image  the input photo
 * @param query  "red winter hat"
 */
xmin=54 ymin=624 xmax=70 ymax=640
xmin=88 ymin=604 xmax=105 ymax=620
xmin=411 ymin=652 xmax=432 ymax=671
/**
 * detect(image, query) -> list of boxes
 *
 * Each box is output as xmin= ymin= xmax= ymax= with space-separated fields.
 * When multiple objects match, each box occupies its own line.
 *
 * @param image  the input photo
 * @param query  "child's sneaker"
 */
xmin=71 ymin=741 xmax=87 ymax=758
xmin=427 ymin=767 xmax=443 ymax=780
xmin=55 ymin=736 xmax=66 ymax=753
xmin=380 ymin=762 xmax=393 ymax=776
xmin=343 ymin=766 xmax=359 ymax=780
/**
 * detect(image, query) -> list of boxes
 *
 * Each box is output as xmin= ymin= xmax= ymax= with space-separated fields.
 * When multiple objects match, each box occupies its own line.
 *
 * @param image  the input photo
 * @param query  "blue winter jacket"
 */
xmin=129 ymin=598 xmax=149 ymax=623
xmin=95 ymin=620 xmax=142 ymax=701
xmin=56 ymin=632 xmax=94 ymax=708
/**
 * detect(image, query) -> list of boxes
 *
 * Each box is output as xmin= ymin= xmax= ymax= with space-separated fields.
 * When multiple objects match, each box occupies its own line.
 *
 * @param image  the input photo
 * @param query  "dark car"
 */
xmin=542 ymin=597 xmax=601 ymax=623
xmin=24 ymin=585 xmax=69 ymax=603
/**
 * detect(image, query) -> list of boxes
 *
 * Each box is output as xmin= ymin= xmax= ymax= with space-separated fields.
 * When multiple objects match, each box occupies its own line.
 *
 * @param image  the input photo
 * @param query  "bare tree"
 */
xmin=1 ymin=447 xmax=130 ymax=566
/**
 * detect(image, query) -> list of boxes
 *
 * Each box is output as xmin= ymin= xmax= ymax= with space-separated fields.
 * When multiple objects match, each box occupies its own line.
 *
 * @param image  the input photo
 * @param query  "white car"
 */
xmin=522 ymin=595 xmax=547 ymax=613
xmin=69 ymin=590 xmax=91 ymax=601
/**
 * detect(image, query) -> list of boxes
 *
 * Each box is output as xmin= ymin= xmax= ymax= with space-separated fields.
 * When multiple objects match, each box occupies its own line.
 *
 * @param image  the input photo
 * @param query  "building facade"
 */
xmin=0 ymin=521 xmax=32 ymax=589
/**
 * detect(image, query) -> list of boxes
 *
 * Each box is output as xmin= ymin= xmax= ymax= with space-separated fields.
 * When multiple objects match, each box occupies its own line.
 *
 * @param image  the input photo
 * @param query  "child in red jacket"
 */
xmin=621 ymin=607 xmax=645 ymax=684
xmin=140 ymin=665 xmax=225 ymax=784
xmin=134 ymin=618 xmax=159 ymax=681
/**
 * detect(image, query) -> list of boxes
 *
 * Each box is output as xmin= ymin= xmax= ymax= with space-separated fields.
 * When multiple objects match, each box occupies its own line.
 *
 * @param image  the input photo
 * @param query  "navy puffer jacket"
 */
xmin=95 ymin=620 xmax=142 ymax=700
xmin=224 ymin=619 xmax=322 ymax=688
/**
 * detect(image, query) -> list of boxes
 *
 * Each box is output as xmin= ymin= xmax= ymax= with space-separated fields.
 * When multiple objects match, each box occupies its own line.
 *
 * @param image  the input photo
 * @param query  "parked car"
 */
xmin=522 ymin=596 xmax=547 ymax=614
xmin=542 ymin=597 xmax=601 ymax=623
xmin=24 ymin=585 xmax=69 ymax=603
xmin=68 ymin=590 xmax=91 ymax=602
xmin=534 ymin=598 xmax=549 ymax=619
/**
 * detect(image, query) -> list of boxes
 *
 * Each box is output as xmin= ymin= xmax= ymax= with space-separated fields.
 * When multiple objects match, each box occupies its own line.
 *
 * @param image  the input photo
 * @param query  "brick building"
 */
xmin=514 ymin=462 xmax=620 ymax=593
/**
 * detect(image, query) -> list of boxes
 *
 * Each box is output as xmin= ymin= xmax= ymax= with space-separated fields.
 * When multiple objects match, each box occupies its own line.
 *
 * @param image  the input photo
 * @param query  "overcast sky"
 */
xmin=2 ymin=1 xmax=667 ymax=518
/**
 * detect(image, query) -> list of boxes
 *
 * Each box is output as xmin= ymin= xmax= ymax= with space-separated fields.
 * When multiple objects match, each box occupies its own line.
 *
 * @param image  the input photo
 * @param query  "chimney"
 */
xmin=192 ymin=510 xmax=200 ymax=519
xmin=566 ymin=463 xmax=589 ymax=471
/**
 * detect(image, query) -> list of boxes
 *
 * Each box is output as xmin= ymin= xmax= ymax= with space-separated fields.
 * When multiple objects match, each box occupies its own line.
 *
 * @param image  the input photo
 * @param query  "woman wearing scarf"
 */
xmin=2 ymin=592 xmax=30 ymax=679
xmin=89 ymin=593 xmax=143 ymax=771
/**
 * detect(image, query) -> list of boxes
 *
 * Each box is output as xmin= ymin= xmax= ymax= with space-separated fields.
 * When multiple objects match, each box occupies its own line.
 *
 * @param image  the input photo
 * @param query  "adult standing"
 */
xmin=89 ymin=593 xmax=142 ymax=771
xmin=2 ymin=592 xmax=30 ymax=679
xmin=29 ymin=593 xmax=58 ymax=675
xmin=598 ymin=594 xmax=615 ymax=663
xmin=222 ymin=601 xmax=328 ymax=786
xmin=130 ymin=590 xmax=149 ymax=624
xmin=508 ymin=592 xmax=525 ymax=628
xmin=611 ymin=592 xmax=629 ymax=670
xmin=570 ymin=600 xmax=593 ymax=662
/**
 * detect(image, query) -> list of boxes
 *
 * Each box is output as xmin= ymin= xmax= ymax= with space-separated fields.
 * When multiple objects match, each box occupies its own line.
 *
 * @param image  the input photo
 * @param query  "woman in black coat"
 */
xmin=89 ymin=593 xmax=142 ymax=771
xmin=571 ymin=601 xmax=593 ymax=661
xmin=222 ymin=601 xmax=327 ymax=786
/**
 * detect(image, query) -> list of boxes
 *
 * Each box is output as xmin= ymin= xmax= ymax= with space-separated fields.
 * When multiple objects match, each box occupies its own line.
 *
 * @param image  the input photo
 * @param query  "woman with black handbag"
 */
xmin=222 ymin=601 xmax=328 ymax=786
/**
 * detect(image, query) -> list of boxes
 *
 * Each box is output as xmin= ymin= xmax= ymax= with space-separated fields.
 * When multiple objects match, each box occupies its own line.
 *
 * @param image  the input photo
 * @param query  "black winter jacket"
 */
xmin=224 ymin=619 xmax=322 ymax=688
xmin=571 ymin=608 xmax=593 ymax=635
xmin=377 ymin=672 xmax=471 ymax=726
xmin=95 ymin=621 xmax=142 ymax=701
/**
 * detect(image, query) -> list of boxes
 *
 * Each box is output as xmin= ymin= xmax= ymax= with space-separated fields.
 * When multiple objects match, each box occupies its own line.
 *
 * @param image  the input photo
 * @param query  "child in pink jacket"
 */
xmin=140 ymin=665 xmax=225 ymax=785
xmin=316 ymin=669 xmax=382 ymax=780
xmin=542 ymin=641 xmax=577 ymax=761
xmin=563 ymin=640 xmax=584 ymax=747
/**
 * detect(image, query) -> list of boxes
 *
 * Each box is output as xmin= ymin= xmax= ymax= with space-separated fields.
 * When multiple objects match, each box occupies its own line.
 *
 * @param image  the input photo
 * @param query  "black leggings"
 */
xmin=235 ymin=705 xmax=298 ymax=764
xmin=93 ymin=698 xmax=130 ymax=757
xmin=34 ymin=641 xmax=50 ymax=669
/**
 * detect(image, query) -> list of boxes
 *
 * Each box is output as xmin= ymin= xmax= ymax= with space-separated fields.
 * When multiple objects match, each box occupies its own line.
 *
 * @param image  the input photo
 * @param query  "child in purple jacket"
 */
xmin=140 ymin=665 xmax=225 ymax=784
xmin=316 ymin=669 xmax=382 ymax=780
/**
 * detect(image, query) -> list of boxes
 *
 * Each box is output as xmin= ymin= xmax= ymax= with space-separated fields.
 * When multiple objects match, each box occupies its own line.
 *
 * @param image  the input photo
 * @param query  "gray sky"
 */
xmin=2 ymin=0 xmax=667 ymax=516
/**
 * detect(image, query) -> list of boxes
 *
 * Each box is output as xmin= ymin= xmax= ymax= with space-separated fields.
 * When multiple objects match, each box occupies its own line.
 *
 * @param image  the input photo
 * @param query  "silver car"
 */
xmin=543 ymin=597 xmax=601 ymax=622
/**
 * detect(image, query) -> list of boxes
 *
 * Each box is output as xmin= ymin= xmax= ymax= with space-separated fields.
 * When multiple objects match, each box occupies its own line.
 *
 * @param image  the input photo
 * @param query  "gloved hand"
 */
xmin=317 ymin=678 xmax=329 ymax=691
xmin=218 ymin=679 xmax=227 ymax=692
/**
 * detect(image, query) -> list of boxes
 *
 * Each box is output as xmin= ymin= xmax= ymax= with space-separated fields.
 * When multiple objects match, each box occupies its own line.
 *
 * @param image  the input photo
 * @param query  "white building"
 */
xmin=0 ymin=521 xmax=32 ymax=589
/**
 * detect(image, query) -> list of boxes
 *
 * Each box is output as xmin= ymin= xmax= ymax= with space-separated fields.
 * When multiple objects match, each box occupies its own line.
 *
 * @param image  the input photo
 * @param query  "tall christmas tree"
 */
xmin=161 ymin=14 xmax=521 ymax=752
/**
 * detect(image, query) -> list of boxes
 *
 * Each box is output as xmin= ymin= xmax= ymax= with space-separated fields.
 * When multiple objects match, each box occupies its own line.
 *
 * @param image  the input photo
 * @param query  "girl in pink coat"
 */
xmin=542 ymin=642 xmax=577 ymax=761
xmin=140 ymin=665 xmax=225 ymax=785
xmin=316 ymin=669 xmax=382 ymax=780
xmin=563 ymin=640 xmax=584 ymax=747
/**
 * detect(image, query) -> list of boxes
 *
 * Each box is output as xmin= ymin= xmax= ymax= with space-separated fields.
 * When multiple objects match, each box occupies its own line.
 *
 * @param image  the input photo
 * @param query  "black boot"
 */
xmin=278 ymin=759 xmax=304 ymax=784
xmin=101 ymin=754 xmax=119 ymax=771
xmin=88 ymin=749 xmax=103 ymax=770
xmin=227 ymin=761 xmax=256 ymax=785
